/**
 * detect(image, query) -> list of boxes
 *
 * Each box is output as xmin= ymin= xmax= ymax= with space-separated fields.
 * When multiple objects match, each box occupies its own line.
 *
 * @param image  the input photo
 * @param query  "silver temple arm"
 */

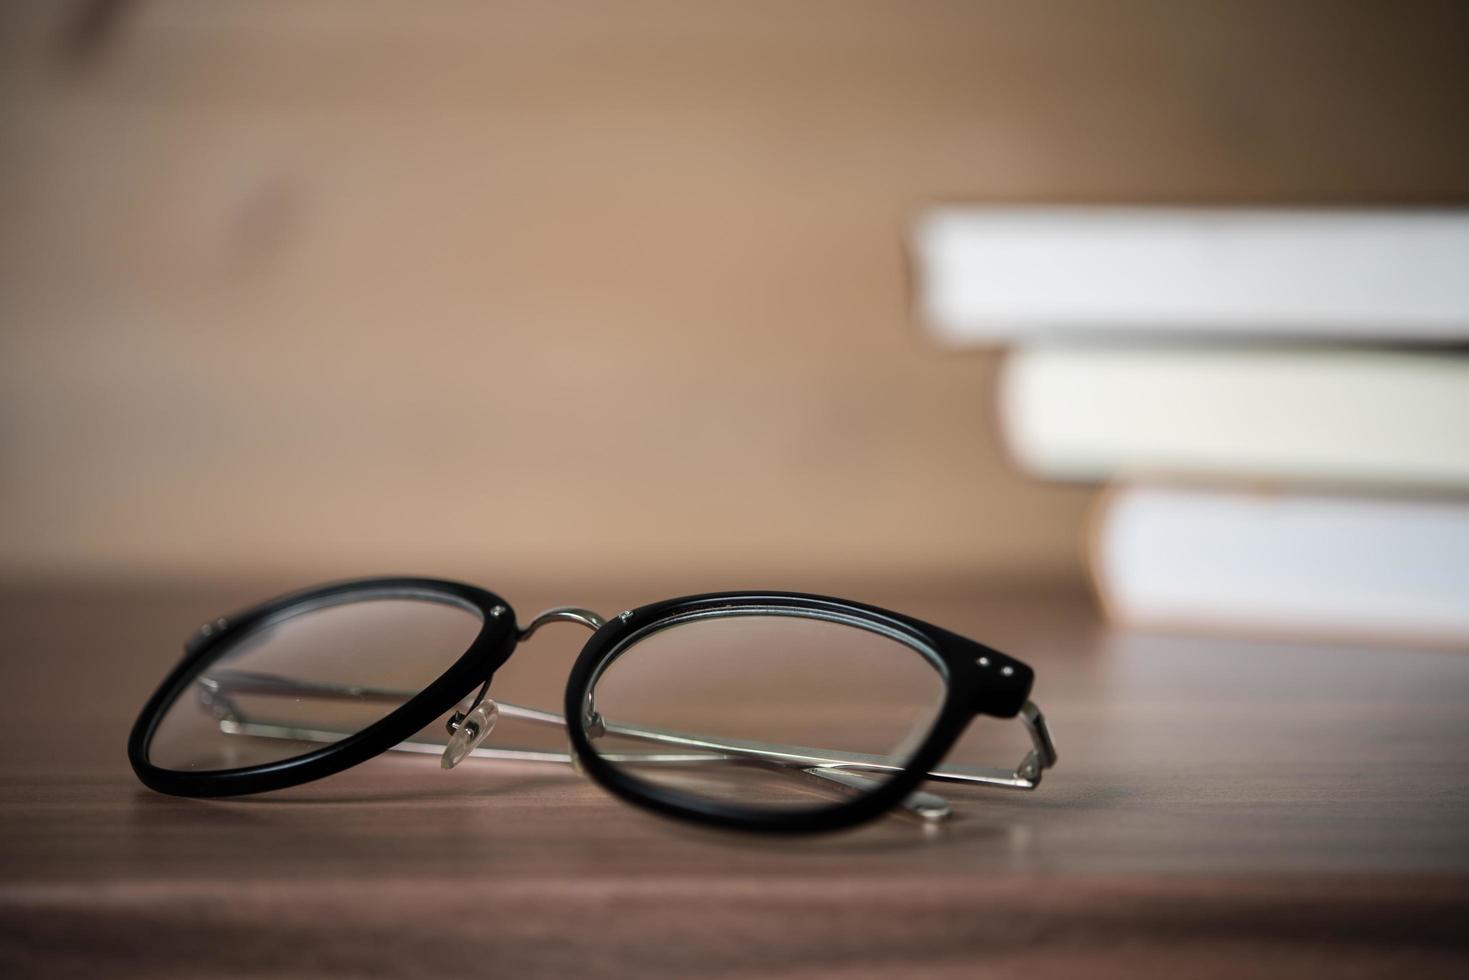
xmin=594 ymin=710 xmax=1055 ymax=790
xmin=200 ymin=667 xmax=1055 ymax=792
xmin=211 ymin=714 xmax=950 ymax=821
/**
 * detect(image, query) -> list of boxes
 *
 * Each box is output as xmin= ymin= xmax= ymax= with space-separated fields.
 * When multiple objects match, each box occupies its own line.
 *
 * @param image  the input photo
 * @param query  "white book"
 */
xmin=913 ymin=207 xmax=1469 ymax=343
xmin=999 ymin=344 xmax=1469 ymax=490
xmin=1091 ymin=485 xmax=1469 ymax=647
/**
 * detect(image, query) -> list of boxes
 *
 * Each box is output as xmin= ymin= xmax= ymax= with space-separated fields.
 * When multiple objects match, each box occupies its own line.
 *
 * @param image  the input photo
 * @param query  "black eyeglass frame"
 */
xmin=129 ymin=576 xmax=1044 ymax=834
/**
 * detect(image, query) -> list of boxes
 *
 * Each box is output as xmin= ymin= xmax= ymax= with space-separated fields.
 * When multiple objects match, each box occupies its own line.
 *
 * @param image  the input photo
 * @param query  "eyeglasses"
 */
xmin=129 ymin=577 xmax=1057 ymax=833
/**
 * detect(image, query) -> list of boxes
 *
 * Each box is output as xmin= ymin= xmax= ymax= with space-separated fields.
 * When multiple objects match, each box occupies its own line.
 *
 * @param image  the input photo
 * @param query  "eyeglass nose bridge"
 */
xmin=446 ymin=606 xmax=609 ymax=739
xmin=516 ymin=607 xmax=607 ymax=642
xmin=517 ymin=608 xmax=613 ymax=738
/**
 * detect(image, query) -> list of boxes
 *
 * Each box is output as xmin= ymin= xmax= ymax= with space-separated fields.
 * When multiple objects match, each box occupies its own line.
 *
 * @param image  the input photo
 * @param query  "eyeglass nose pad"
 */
xmin=441 ymin=698 xmax=499 ymax=770
xmin=581 ymin=690 xmax=606 ymax=739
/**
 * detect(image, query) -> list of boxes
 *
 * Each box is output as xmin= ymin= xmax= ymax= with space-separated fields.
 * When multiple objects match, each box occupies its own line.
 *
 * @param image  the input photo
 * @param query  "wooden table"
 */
xmin=2 ymin=583 xmax=1466 ymax=978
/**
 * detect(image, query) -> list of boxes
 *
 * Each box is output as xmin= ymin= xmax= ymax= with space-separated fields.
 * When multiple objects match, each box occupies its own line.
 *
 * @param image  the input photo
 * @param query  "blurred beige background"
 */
xmin=2 ymin=1 xmax=1467 ymax=592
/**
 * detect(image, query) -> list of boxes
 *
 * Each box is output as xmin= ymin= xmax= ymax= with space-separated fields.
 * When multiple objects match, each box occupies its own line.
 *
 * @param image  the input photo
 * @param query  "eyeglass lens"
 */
xmin=145 ymin=591 xmax=483 ymax=772
xmin=580 ymin=612 xmax=948 ymax=814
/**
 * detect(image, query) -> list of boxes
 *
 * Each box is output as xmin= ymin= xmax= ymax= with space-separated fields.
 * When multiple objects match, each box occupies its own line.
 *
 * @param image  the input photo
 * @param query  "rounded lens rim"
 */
xmin=128 ymin=577 xmax=518 ymax=798
xmin=564 ymin=592 xmax=989 ymax=835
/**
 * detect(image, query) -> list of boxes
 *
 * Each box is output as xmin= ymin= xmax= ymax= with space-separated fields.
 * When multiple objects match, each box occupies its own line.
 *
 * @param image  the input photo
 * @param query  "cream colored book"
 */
xmin=914 ymin=206 xmax=1469 ymax=343
xmin=1090 ymin=485 xmax=1469 ymax=647
xmin=999 ymin=344 xmax=1469 ymax=490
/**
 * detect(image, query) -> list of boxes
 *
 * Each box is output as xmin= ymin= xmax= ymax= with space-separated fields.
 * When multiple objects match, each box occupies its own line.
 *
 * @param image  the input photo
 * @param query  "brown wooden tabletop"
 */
xmin=1 ymin=583 xmax=1466 ymax=978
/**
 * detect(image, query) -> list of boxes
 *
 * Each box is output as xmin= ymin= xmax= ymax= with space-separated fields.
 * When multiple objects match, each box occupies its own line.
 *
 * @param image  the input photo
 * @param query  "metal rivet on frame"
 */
xmin=977 ymin=656 xmax=990 ymax=667
xmin=490 ymin=605 xmax=507 ymax=618
xmin=618 ymin=610 xmax=633 ymax=622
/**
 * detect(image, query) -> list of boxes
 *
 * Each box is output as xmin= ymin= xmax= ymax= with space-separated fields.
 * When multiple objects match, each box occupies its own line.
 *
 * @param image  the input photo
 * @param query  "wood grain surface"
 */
xmin=1 ymin=583 xmax=1466 ymax=977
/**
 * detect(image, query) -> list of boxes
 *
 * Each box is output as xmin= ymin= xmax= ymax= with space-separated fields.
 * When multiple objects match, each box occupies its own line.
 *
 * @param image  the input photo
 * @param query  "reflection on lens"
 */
xmin=583 ymin=611 xmax=947 ymax=814
xmin=147 ymin=592 xmax=483 ymax=772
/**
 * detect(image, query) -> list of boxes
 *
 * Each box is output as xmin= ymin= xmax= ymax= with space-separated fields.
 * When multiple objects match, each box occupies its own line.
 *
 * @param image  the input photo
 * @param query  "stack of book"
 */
xmin=913 ymin=207 xmax=1469 ymax=646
